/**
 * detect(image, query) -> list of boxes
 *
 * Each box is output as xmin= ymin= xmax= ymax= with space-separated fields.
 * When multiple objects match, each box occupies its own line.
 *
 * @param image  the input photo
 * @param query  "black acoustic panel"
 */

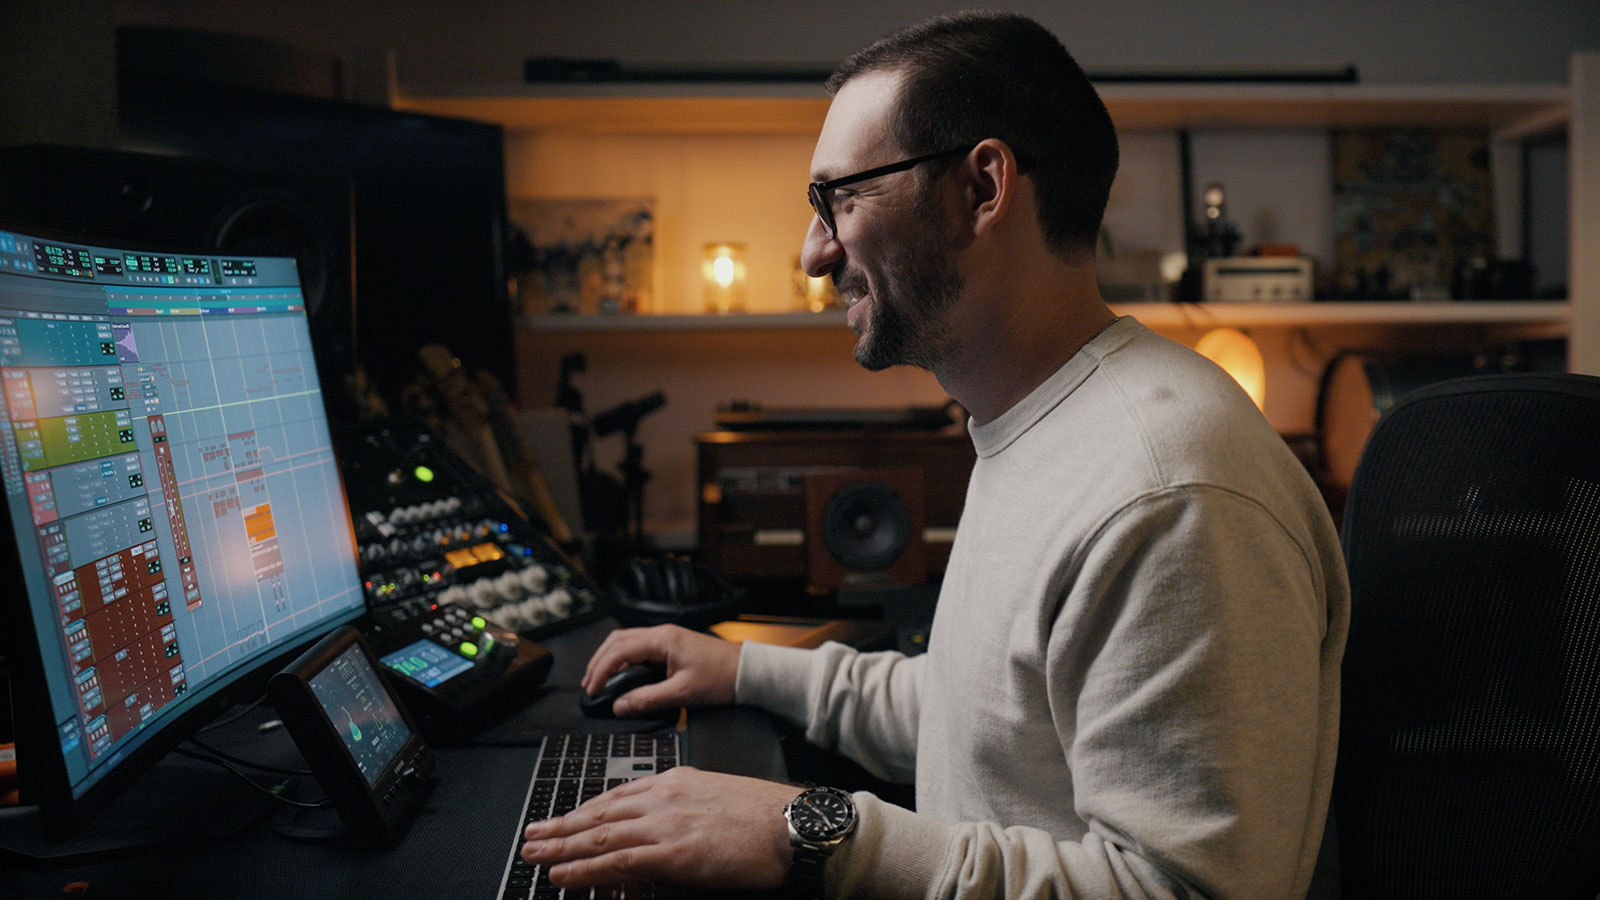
xmin=117 ymin=78 xmax=513 ymax=404
xmin=0 ymin=144 xmax=355 ymax=398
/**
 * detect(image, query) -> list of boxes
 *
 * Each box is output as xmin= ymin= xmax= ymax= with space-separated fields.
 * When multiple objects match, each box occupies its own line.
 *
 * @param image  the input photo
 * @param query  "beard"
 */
xmin=842 ymin=190 xmax=964 ymax=372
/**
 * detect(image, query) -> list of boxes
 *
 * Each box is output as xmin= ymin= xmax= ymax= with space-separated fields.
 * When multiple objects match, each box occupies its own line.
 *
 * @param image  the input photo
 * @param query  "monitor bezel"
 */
xmin=0 ymin=218 xmax=366 ymax=839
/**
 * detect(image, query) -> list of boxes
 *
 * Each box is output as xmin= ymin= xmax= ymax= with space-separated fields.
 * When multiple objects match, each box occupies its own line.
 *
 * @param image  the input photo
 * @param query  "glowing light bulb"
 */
xmin=702 ymin=242 xmax=747 ymax=313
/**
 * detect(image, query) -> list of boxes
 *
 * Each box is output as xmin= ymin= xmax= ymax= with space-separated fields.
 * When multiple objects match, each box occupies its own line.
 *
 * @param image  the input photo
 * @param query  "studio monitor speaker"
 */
xmin=0 ymin=144 xmax=355 ymax=395
xmin=804 ymin=467 xmax=927 ymax=592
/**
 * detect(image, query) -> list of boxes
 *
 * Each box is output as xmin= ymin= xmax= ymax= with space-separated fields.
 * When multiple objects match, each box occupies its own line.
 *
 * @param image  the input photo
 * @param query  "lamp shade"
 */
xmin=1195 ymin=327 xmax=1265 ymax=410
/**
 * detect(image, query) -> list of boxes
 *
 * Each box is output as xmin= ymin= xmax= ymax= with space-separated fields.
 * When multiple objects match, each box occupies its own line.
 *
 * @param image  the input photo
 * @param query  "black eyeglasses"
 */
xmin=807 ymin=145 xmax=971 ymax=239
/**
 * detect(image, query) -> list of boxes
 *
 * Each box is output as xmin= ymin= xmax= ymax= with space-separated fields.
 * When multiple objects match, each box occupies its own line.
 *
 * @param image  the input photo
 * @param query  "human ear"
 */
xmin=965 ymin=138 xmax=1017 ymax=237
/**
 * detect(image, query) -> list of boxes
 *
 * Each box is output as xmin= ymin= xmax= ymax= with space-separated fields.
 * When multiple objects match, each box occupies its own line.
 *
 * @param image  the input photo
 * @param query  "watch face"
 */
xmin=791 ymin=788 xmax=856 ymax=842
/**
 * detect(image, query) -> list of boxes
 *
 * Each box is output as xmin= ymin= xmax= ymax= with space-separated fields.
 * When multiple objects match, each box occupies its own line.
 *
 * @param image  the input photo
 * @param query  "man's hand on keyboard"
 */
xmin=520 ymin=766 xmax=804 ymax=891
xmin=582 ymin=625 xmax=740 ymax=717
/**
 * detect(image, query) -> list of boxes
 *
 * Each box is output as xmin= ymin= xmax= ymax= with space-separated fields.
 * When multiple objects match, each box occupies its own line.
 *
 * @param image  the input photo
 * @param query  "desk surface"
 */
xmin=0 ymin=620 xmax=789 ymax=900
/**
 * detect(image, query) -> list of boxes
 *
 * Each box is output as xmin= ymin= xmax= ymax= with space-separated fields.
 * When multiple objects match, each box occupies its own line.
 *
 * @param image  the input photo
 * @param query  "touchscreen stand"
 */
xmin=268 ymin=626 xmax=434 ymax=846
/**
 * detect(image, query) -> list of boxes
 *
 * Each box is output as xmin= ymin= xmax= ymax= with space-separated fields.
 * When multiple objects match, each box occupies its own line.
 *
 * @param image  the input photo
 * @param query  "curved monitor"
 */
xmin=0 ymin=221 xmax=364 ymax=838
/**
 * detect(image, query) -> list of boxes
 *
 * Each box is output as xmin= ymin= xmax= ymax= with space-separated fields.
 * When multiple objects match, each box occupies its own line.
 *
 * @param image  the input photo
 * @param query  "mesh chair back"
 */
xmin=1336 ymin=373 xmax=1600 ymax=900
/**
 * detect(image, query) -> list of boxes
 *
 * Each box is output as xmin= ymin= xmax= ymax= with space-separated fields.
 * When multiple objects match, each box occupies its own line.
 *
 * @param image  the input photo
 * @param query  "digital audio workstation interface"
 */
xmin=0 ymin=229 xmax=364 ymax=798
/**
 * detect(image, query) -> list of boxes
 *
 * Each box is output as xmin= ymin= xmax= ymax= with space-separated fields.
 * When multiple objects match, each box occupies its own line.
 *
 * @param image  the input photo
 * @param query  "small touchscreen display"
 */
xmin=308 ymin=644 xmax=414 ymax=786
xmin=379 ymin=639 xmax=475 ymax=687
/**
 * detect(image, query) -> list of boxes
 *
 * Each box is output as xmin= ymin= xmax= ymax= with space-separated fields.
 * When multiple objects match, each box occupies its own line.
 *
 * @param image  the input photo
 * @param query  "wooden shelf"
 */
xmin=521 ymin=310 xmax=845 ymax=331
xmin=394 ymin=94 xmax=830 ymax=135
xmin=395 ymin=82 xmax=1568 ymax=137
xmin=1116 ymin=300 xmax=1568 ymax=328
xmin=519 ymin=301 xmax=1568 ymax=333
xmin=1096 ymin=82 xmax=1569 ymax=137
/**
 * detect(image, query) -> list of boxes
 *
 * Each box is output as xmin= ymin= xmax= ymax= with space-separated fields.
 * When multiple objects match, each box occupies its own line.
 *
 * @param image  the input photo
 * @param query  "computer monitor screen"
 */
xmin=0 ymin=222 xmax=364 ymax=835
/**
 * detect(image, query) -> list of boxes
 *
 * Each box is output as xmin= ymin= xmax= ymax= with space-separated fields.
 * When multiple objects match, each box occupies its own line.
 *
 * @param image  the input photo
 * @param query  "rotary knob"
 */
xmin=466 ymin=579 xmax=500 ymax=610
xmin=493 ymin=570 xmax=526 ymax=602
xmin=545 ymin=588 xmax=573 ymax=619
xmin=517 ymin=564 xmax=549 ymax=595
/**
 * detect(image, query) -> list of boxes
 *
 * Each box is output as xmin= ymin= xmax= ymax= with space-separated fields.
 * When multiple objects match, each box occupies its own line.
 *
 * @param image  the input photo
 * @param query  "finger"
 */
xmin=521 ymin=814 xmax=666 ymax=874
xmin=544 ymin=844 xmax=675 ymax=889
xmin=581 ymin=630 xmax=635 ymax=692
xmin=612 ymin=680 xmax=683 ymax=717
xmin=524 ymin=778 xmax=656 ymax=840
xmin=582 ymin=629 xmax=662 ymax=694
xmin=521 ymin=818 xmax=640 ymax=866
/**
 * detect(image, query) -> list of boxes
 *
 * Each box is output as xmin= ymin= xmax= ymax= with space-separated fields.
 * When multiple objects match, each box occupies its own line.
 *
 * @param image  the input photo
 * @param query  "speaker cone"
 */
xmin=821 ymin=482 xmax=911 ymax=572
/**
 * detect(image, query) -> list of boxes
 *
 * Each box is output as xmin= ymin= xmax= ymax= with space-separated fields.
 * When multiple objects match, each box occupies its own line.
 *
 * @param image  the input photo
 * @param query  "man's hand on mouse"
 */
xmin=583 ymin=625 xmax=741 ymax=717
xmin=521 ymin=766 xmax=803 ymax=891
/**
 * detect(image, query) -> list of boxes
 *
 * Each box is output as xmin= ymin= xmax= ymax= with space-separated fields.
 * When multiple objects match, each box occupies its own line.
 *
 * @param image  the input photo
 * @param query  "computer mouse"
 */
xmin=578 ymin=662 xmax=669 ymax=719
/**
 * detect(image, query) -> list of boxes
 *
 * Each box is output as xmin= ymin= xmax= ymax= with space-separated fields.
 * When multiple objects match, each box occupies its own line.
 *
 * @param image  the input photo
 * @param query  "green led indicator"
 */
xmin=471 ymin=616 xmax=486 ymax=630
xmin=413 ymin=465 xmax=435 ymax=483
xmin=458 ymin=641 xmax=478 ymax=658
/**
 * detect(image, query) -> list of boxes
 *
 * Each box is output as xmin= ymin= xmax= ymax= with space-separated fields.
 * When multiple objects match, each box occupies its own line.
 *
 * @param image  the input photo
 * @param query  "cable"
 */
xmin=197 ymin=694 xmax=266 ymax=733
xmin=185 ymin=735 xmax=312 ymax=777
xmin=172 ymin=747 xmax=329 ymax=809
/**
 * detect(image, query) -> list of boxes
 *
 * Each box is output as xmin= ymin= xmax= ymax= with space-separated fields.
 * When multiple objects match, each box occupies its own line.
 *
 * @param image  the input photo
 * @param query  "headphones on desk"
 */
xmin=606 ymin=556 xmax=741 ymax=630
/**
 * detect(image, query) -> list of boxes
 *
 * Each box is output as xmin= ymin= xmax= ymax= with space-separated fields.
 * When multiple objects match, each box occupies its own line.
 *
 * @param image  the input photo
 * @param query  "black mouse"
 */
xmin=579 ymin=662 xmax=669 ymax=719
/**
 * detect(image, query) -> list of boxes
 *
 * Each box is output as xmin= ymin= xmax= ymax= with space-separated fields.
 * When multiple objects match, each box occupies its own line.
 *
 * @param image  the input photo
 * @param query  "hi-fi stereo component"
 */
xmin=1202 ymin=256 xmax=1314 ymax=302
xmin=335 ymin=421 xmax=604 ymax=640
xmin=696 ymin=429 xmax=975 ymax=586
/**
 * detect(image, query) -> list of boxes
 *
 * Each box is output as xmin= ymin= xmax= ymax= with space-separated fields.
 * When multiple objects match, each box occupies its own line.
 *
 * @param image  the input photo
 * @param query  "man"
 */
xmin=521 ymin=11 xmax=1349 ymax=899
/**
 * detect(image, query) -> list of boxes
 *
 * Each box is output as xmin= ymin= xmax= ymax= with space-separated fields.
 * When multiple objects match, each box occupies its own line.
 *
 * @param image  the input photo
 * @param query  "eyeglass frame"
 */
xmin=806 ymin=144 xmax=973 ymax=239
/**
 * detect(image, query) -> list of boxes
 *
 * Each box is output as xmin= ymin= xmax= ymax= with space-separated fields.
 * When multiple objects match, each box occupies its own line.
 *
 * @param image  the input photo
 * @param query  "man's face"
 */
xmin=801 ymin=72 xmax=964 ymax=372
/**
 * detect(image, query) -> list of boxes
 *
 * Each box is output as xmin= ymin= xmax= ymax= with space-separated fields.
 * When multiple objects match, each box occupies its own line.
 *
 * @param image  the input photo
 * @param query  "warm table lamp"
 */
xmin=703 ymin=242 xmax=747 ymax=314
xmin=1194 ymin=327 xmax=1265 ymax=410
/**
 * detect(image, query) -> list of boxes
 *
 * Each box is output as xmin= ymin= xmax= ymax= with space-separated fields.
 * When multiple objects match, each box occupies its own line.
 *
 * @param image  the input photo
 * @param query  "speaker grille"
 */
xmin=821 ymin=482 xmax=912 ymax=572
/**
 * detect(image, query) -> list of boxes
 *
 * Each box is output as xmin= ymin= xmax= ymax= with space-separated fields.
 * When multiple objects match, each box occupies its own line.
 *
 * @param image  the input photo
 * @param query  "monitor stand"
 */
xmin=0 ymin=756 xmax=288 ymax=866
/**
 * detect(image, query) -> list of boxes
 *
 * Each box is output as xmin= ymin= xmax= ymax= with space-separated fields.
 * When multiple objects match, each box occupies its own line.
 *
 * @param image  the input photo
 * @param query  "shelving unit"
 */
xmin=519 ymin=301 xmax=1569 ymax=333
xmin=397 ymin=82 xmax=1566 ymax=137
xmin=400 ymin=54 xmax=1598 ymax=540
xmin=396 ymin=55 xmax=1596 ymax=366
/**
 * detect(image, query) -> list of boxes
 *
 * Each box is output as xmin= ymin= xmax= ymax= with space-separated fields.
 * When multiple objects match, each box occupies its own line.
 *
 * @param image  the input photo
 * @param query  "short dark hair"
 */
xmin=827 ymin=11 xmax=1118 ymax=259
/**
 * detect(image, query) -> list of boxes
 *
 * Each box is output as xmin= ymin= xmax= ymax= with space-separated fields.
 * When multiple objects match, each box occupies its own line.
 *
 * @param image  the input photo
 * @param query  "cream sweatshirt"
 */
xmin=737 ymin=317 xmax=1349 ymax=900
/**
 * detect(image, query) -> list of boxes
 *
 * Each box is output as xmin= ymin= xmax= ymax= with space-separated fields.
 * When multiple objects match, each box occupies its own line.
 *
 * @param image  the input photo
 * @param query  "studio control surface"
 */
xmin=334 ymin=420 xmax=604 ymax=736
xmin=354 ymin=494 xmax=599 ymax=638
xmin=336 ymin=422 xmax=604 ymax=641
xmin=399 ymin=603 xmax=504 ymax=661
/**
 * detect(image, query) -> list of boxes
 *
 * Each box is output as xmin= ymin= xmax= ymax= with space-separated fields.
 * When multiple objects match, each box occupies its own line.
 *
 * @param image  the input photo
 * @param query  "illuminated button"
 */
xmin=458 ymin=641 xmax=478 ymax=658
xmin=471 ymin=616 xmax=486 ymax=630
xmin=413 ymin=465 xmax=435 ymax=483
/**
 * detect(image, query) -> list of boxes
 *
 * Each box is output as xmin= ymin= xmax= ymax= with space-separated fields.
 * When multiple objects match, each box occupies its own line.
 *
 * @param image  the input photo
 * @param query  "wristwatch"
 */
xmin=783 ymin=785 xmax=858 ymax=899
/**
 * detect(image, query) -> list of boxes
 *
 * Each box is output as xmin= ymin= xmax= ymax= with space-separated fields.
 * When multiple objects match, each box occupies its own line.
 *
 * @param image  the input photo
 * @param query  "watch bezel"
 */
xmin=784 ymin=785 xmax=858 ymax=846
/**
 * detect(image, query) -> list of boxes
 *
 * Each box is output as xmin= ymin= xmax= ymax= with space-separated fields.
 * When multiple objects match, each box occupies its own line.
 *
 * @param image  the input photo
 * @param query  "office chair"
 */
xmin=1335 ymin=373 xmax=1600 ymax=900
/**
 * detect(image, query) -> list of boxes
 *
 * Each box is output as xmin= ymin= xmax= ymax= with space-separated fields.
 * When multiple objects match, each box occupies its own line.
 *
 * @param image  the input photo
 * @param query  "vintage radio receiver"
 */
xmin=1202 ymin=256 xmax=1314 ymax=302
xmin=696 ymin=429 xmax=975 ymax=589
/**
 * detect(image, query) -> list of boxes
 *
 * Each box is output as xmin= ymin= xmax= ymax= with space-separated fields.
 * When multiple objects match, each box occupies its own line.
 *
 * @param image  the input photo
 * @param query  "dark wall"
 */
xmin=117 ymin=72 xmax=513 ymax=406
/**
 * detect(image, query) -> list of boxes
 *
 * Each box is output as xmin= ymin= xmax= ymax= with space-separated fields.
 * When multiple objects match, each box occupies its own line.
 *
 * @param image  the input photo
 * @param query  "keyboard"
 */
xmin=497 ymin=732 xmax=685 ymax=900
